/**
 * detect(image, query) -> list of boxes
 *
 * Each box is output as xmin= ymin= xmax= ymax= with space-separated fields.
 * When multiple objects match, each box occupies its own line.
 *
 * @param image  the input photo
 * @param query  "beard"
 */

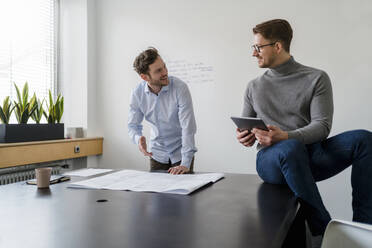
xmin=257 ymin=54 xmax=276 ymax=68
xmin=148 ymin=75 xmax=169 ymax=86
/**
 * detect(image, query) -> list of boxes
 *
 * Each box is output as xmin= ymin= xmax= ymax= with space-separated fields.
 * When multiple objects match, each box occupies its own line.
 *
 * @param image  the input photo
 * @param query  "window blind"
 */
xmin=0 ymin=0 xmax=57 ymax=123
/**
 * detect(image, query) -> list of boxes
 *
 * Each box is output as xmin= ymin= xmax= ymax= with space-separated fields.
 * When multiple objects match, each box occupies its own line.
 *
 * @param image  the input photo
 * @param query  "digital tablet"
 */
xmin=231 ymin=116 xmax=269 ymax=131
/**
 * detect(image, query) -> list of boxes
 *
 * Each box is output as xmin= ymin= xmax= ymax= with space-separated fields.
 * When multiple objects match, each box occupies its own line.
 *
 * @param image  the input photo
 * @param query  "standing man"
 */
xmin=129 ymin=47 xmax=197 ymax=175
xmin=236 ymin=19 xmax=372 ymax=239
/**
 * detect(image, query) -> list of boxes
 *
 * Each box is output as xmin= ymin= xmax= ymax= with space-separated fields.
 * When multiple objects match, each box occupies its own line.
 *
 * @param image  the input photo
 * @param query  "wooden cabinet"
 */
xmin=0 ymin=137 xmax=103 ymax=168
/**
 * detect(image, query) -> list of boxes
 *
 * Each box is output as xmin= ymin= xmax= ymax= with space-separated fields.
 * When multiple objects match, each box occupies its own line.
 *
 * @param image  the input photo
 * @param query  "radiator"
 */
xmin=0 ymin=165 xmax=61 ymax=185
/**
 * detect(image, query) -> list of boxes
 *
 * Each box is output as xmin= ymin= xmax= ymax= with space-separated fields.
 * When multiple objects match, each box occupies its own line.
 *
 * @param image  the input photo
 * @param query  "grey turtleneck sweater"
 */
xmin=242 ymin=56 xmax=333 ymax=145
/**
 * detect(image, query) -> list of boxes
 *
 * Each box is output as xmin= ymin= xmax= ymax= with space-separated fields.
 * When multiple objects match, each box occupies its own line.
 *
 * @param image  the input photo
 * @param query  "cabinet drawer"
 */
xmin=0 ymin=137 xmax=103 ymax=168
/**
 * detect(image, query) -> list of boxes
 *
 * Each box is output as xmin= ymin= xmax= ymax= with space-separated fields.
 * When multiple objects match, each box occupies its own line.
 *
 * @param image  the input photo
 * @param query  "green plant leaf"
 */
xmin=55 ymin=105 xmax=60 ymax=123
xmin=0 ymin=96 xmax=15 ymax=124
xmin=31 ymin=95 xmax=39 ymax=123
xmin=20 ymin=102 xmax=29 ymax=123
xmin=58 ymin=97 xmax=64 ymax=123
xmin=41 ymin=90 xmax=64 ymax=124
xmin=33 ymin=99 xmax=45 ymax=124
xmin=14 ymin=83 xmax=23 ymax=110
xmin=22 ymin=82 xmax=29 ymax=108
xmin=49 ymin=90 xmax=53 ymax=110
xmin=3 ymin=96 xmax=10 ymax=111
xmin=47 ymin=104 xmax=55 ymax=124
xmin=43 ymin=109 xmax=48 ymax=120
xmin=29 ymin=105 xmax=37 ymax=121
xmin=28 ymin=94 xmax=37 ymax=112
xmin=13 ymin=102 xmax=22 ymax=124
xmin=0 ymin=107 xmax=7 ymax=124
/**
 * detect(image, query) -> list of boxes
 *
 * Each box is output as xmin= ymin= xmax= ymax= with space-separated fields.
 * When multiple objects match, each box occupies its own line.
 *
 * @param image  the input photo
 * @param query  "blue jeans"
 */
xmin=256 ymin=129 xmax=372 ymax=235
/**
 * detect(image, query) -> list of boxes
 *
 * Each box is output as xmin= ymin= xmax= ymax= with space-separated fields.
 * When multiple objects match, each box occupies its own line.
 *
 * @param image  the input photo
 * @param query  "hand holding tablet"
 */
xmin=231 ymin=116 xmax=269 ymax=132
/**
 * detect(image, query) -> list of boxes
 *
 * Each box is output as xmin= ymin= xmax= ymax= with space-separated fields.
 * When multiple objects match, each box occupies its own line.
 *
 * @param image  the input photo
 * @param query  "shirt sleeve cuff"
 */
xmin=134 ymin=135 xmax=141 ymax=145
xmin=181 ymin=157 xmax=192 ymax=168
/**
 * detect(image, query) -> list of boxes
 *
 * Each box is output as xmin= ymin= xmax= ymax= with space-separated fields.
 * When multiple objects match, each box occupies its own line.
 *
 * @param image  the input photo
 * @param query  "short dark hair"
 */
xmin=253 ymin=19 xmax=293 ymax=53
xmin=133 ymin=47 xmax=159 ymax=74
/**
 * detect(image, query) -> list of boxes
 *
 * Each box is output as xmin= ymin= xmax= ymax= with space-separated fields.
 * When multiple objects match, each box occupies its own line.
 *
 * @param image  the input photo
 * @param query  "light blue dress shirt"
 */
xmin=128 ymin=76 xmax=197 ymax=168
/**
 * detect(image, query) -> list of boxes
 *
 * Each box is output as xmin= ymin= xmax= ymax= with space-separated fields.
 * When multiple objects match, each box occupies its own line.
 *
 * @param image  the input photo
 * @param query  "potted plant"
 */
xmin=44 ymin=90 xmax=64 ymax=124
xmin=0 ymin=96 xmax=14 ymax=124
xmin=0 ymin=83 xmax=64 ymax=143
xmin=13 ymin=82 xmax=38 ymax=124
xmin=31 ymin=96 xmax=45 ymax=124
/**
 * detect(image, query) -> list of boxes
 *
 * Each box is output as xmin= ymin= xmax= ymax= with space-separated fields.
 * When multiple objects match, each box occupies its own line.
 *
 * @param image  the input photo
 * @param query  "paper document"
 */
xmin=63 ymin=168 xmax=113 ymax=177
xmin=68 ymin=170 xmax=224 ymax=195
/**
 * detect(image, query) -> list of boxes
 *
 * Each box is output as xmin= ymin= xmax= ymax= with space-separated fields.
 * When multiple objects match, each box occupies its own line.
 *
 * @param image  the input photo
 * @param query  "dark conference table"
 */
xmin=0 ymin=172 xmax=303 ymax=248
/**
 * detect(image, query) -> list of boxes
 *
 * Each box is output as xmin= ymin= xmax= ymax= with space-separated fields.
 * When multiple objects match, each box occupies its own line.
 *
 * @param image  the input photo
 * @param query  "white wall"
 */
xmin=59 ymin=0 xmax=101 ymax=167
xmin=60 ymin=0 xmax=372 ymax=220
xmin=59 ymin=0 xmax=88 ymax=128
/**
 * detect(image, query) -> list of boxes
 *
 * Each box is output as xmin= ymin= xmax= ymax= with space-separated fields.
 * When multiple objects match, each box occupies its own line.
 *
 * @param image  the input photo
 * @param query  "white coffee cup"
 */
xmin=35 ymin=167 xmax=52 ymax=188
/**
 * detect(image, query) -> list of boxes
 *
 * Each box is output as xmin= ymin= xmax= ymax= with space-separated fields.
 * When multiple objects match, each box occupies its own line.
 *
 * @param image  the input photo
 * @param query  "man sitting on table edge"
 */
xmin=236 ymin=18 xmax=372 ymax=244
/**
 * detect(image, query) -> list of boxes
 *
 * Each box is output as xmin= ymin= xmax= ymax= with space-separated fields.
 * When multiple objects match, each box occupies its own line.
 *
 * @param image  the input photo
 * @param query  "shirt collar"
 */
xmin=144 ymin=83 xmax=151 ymax=94
xmin=160 ymin=83 xmax=169 ymax=93
xmin=144 ymin=78 xmax=171 ymax=94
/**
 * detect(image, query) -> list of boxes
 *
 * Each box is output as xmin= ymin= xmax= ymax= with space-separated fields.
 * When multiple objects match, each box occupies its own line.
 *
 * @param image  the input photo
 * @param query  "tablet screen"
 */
xmin=231 ymin=116 xmax=269 ymax=131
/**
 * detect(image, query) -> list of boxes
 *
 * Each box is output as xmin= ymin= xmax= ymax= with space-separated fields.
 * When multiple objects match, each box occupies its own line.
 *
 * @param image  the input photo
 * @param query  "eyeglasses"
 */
xmin=251 ymin=42 xmax=277 ymax=53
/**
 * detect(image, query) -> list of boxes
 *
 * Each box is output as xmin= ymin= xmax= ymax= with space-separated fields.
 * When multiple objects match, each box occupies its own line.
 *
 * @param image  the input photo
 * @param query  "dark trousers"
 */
xmin=150 ymin=157 xmax=195 ymax=173
xmin=256 ymin=129 xmax=372 ymax=235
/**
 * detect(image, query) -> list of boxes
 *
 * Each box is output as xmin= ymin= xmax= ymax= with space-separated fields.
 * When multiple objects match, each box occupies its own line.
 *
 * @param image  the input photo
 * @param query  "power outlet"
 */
xmin=74 ymin=145 xmax=80 ymax=153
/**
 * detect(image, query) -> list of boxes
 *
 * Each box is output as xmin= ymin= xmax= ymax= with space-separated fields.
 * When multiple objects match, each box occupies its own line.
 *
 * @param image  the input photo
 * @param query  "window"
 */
xmin=0 ymin=0 xmax=57 ymax=123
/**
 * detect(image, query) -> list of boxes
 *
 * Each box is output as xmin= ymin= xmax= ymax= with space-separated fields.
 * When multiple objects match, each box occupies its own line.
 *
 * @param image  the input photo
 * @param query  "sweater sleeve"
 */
xmin=242 ymin=83 xmax=257 ymax=117
xmin=287 ymin=71 xmax=333 ymax=144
